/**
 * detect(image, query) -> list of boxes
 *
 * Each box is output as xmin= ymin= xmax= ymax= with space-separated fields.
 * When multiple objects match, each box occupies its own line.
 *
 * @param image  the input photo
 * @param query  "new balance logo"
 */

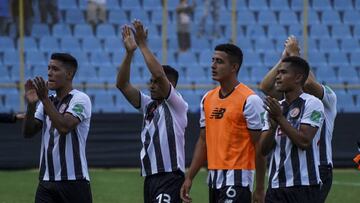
xmin=210 ymin=108 xmax=226 ymax=119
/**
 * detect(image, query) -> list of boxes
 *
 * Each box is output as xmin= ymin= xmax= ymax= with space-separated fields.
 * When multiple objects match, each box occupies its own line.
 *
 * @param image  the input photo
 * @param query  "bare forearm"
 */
xmin=255 ymin=143 xmax=266 ymax=190
xmin=260 ymin=130 xmax=276 ymax=156
xmin=186 ymin=134 xmax=207 ymax=180
xmin=116 ymin=51 xmax=134 ymax=90
xmin=23 ymin=103 xmax=40 ymax=138
xmin=139 ymin=45 xmax=165 ymax=79
xmin=277 ymin=116 xmax=311 ymax=149
xmin=41 ymin=98 xmax=71 ymax=135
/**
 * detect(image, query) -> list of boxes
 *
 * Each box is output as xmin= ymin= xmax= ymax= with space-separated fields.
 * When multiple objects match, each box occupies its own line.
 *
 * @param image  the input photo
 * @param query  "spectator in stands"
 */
xmin=197 ymin=0 xmax=220 ymax=38
xmin=116 ymin=20 xmax=188 ymax=203
xmin=0 ymin=113 xmax=24 ymax=122
xmin=11 ymin=0 xmax=34 ymax=37
xmin=176 ymin=0 xmax=194 ymax=52
xmin=86 ymin=0 xmax=106 ymax=28
xmin=38 ymin=0 xmax=59 ymax=24
xmin=0 ymin=0 xmax=10 ymax=36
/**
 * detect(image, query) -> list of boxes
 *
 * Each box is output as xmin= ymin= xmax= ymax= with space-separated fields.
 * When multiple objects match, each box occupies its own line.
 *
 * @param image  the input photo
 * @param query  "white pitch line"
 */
xmin=332 ymin=181 xmax=360 ymax=187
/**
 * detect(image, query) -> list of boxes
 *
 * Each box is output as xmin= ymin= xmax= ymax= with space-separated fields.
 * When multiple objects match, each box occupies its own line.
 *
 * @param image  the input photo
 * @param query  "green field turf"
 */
xmin=0 ymin=168 xmax=359 ymax=202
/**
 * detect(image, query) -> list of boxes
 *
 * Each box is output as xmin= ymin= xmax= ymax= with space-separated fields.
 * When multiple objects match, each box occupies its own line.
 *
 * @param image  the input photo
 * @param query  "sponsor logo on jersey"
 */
xmin=210 ymin=108 xmax=226 ymax=119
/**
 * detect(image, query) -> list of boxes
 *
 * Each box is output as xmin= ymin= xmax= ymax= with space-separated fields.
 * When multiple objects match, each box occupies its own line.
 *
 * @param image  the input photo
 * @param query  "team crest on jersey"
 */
xmin=59 ymin=103 xmax=68 ymax=114
xmin=289 ymin=107 xmax=300 ymax=118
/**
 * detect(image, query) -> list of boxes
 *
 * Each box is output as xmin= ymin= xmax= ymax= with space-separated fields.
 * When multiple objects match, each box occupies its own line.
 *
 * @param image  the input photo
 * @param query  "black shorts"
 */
xmin=319 ymin=164 xmax=333 ymax=203
xmin=35 ymin=180 xmax=92 ymax=203
xmin=265 ymin=185 xmax=320 ymax=203
xmin=144 ymin=170 xmax=184 ymax=203
xmin=209 ymin=186 xmax=251 ymax=203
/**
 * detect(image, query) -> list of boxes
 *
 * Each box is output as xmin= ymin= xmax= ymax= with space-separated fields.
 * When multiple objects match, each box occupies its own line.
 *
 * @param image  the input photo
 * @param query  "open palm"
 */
xmin=122 ymin=25 xmax=137 ymax=52
xmin=25 ymin=80 xmax=39 ymax=104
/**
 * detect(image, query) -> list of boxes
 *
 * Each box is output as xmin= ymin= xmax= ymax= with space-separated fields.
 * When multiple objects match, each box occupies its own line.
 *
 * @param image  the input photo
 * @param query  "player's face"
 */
xmin=275 ymin=62 xmax=298 ymax=92
xmin=211 ymin=51 xmax=236 ymax=82
xmin=149 ymin=76 xmax=163 ymax=100
xmin=47 ymin=60 xmax=69 ymax=90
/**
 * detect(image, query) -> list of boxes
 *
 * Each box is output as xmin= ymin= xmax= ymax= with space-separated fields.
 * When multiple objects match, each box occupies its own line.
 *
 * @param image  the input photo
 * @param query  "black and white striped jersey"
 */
xmin=35 ymin=89 xmax=92 ymax=181
xmin=319 ymin=85 xmax=337 ymax=167
xmin=138 ymin=86 xmax=188 ymax=176
xmin=262 ymin=93 xmax=324 ymax=188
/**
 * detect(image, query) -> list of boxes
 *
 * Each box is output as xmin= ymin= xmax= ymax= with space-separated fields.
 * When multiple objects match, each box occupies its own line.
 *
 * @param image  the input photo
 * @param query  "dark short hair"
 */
xmin=50 ymin=53 xmax=78 ymax=78
xmin=214 ymin=43 xmax=243 ymax=73
xmin=162 ymin=65 xmax=179 ymax=87
xmin=282 ymin=56 xmax=310 ymax=85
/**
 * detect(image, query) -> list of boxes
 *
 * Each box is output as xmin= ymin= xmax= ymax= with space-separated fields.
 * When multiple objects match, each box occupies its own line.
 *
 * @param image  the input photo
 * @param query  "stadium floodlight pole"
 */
xmin=302 ymin=0 xmax=309 ymax=61
xmin=18 ymin=0 xmax=25 ymax=112
xmin=231 ymin=0 xmax=237 ymax=44
xmin=162 ymin=0 xmax=168 ymax=64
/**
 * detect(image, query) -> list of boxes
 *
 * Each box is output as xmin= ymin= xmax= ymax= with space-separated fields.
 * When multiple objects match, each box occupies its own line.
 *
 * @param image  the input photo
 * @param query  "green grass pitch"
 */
xmin=0 ymin=169 xmax=359 ymax=202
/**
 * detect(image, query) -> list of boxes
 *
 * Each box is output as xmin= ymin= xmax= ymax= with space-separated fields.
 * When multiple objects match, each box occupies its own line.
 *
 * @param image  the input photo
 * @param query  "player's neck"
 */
xmin=284 ymin=88 xmax=303 ymax=104
xmin=56 ymin=84 xmax=73 ymax=100
xmin=219 ymin=79 xmax=239 ymax=97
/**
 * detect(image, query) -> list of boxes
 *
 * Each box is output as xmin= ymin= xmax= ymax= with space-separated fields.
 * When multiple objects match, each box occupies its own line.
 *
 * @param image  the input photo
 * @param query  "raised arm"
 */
xmin=180 ymin=128 xmax=207 ymax=203
xmin=116 ymin=25 xmax=141 ymax=108
xmin=132 ymin=20 xmax=171 ymax=98
xmin=22 ymin=80 xmax=42 ymax=138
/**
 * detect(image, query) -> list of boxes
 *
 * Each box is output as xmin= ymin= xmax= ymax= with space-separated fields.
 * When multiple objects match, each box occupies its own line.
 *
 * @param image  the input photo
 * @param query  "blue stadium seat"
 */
xmin=92 ymin=91 xmax=117 ymax=113
xmin=39 ymin=36 xmax=59 ymax=52
xmin=0 ymin=68 xmax=11 ymax=83
xmin=198 ymin=50 xmax=213 ymax=64
xmin=308 ymin=51 xmax=327 ymax=66
xmin=270 ymin=0 xmax=290 ymax=11
xmin=18 ymin=37 xmax=38 ymax=51
xmin=315 ymin=65 xmax=337 ymax=83
xmin=58 ymin=0 xmax=77 ymax=10
xmin=236 ymin=0 xmax=247 ymax=11
xmin=122 ymin=0 xmax=141 ymax=10
xmin=5 ymin=92 xmax=20 ymax=111
xmin=65 ymin=9 xmax=85 ymax=24
xmin=328 ymin=52 xmax=349 ymax=67
xmin=90 ymin=51 xmax=111 ymax=66
xmin=263 ymin=52 xmax=279 ymax=66
xmin=336 ymin=91 xmax=356 ymax=112
xmin=300 ymin=10 xmax=320 ymax=24
xmin=69 ymin=50 xmax=89 ymax=67
xmin=237 ymin=11 xmax=256 ymax=25
xmin=191 ymin=37 xmax=210 ymax=51
xmin=181 ymin=90 xmax=202 ymax=112
xmin=245 ymin=25 xmax=266 ymax=38
xmin=343 ymin=11 xmax=360 ymax=25
xmin=354 ymin=25 xmax=360 ymax=39
xmin=321 ymin=10 xmax=341 ymax=25
xmin=150 ymin=11 xmax=163 ymax=24
xmin=337 ymin=67 xmax=359 ymax=83
xmin=243 ymin=52 xmax=262 ymax=66
xmin=318 ymin=39 xmax=339 ymax=53
xmin=111 ymin=50 xmax=127 ymax=65
xmin=312 ymin=0 xmax=332 ymax=11
xmin=32 ymin=23 xmax=50 ymax=38
xmin=78 ymin=0 xmax=87 ymax=10
xmin=74 ymin=24 xmax=93 ymax=37
xmin=334 ymin=0 xmax=353 ymax=10
xmin=350 ymin=52 xmax=360 ymax=66
xmin=340 ymin=39 xmax=360 ymax=52
xmin=3 ymin=50 xmax=20 ymax=66
xmin=167 ymin=37 xmax=178 ymax=51
xmin=116 ymin=93 xmax=138 ymax=113
xmin=185 ymin=66 xmax=209 ymax=84
xmin=249 ymin=0 xmax=268 ymax=10
xmin=267 ymin=24 xmax=287 ymax=39
xmin=25 ymin=51 xmax=46 ymax=66
xmin=143 ymin=0 xmax=162 ymax=10
xmin=237 ymin=38 xmax=253 ymax=52
xmin=291 ymin=0 xmax=303 ymax=11
xmin=60 ymin=37 xmax=81 ymax=52
xmin=147 ymin=36 xmax=162 ymax=52
xmin=0 ymin=36 xmax=15 ymax=51
xmin=76 ymin=66 xmax=98 ymax=83
xmin=177 ymin=52 xmax=197 ymax=65
xmin=32 ymin=65 xmax=48 ymax=78
xmin=331 ymin=25 xmax=352 ymax=39
xmin=278 ymin=11 xmax=298 ymax=25
xmin=96 ymin=24 xmax=116 ymax=38
xmin=257 ymin=11 xmax=277 ymax=25
xmin=107 ymin=0 xmax=120 ymax=9
xmin=97 ymin=65 xmax=117 ymax=84
xmin=310 ymin=24 xmax=330 ymax=39
xmin=219 ymin=12 xmax=231 ymax=24
xmin=104 ymin=37 xmax=122 ymax=53
xmin=254 ymin=39 xmax=275 ymax=53
xmin=128 ymin=8 xmax=150 ymax=24
xmin=108 ymin=9 xmax=128 ymax=25
xmin=288 ymin=25 xmax=302 ymax=38
xmin=82 ymin=37 xmax=102 ymax=51
xmin=250 ymin=65 xmax=268 ymax=83
xmin=52 ymin=24 xmax=72 ymax=37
